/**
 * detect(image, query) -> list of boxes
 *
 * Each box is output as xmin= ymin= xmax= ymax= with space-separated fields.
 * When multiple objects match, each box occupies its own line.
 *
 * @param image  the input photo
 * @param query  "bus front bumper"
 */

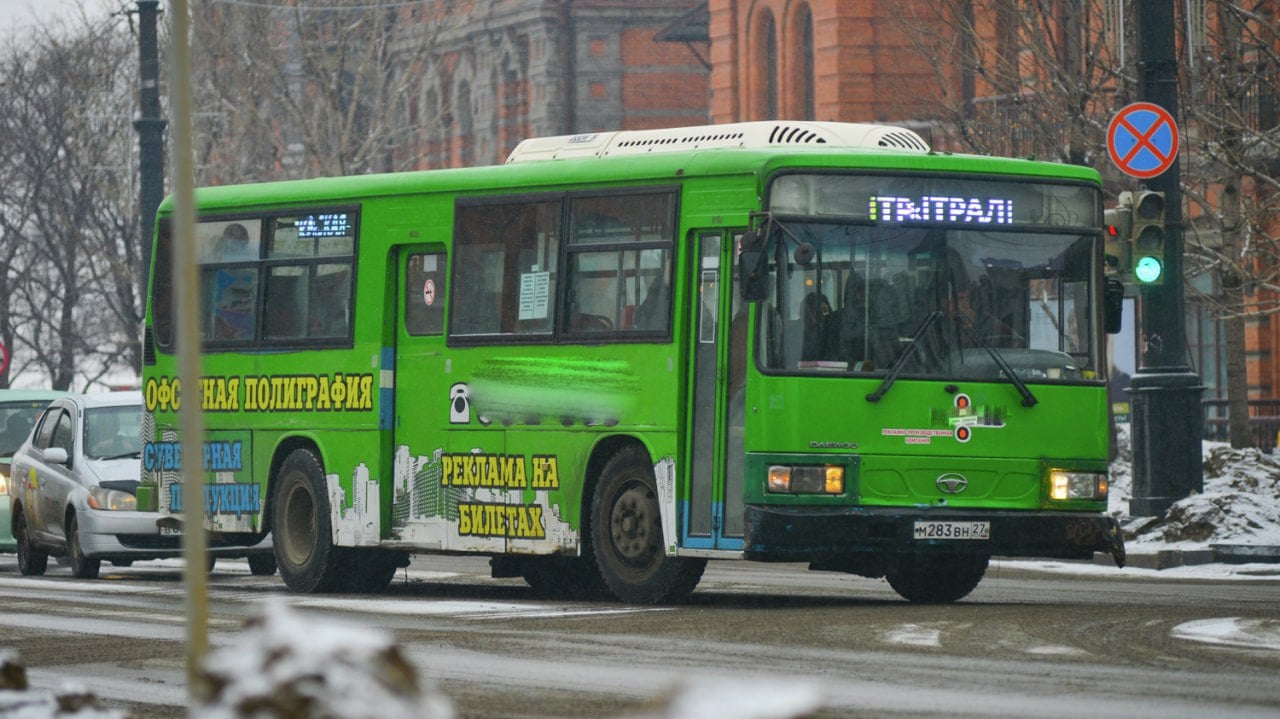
xmin=743 ymin=505 xmax=1126 ymax=568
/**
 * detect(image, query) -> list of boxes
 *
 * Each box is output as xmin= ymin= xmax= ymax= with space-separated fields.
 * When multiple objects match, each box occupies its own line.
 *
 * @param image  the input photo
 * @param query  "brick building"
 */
xmin=410 ymin=0 xmax=710 ymax=169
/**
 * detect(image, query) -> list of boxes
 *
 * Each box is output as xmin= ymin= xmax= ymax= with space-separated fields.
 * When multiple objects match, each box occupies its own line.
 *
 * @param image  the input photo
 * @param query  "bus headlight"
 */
xmin=1049 ymin=470 xmax=1108 ymax=501
xmin=767 ymin=465 xmax=845 ymax=494
xmin=87 ymin=486 xmax=137 ymax=511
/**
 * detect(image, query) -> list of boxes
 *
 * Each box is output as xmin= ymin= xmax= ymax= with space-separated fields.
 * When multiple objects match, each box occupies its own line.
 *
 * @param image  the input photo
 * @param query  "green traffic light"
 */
xmin=1134 ymin=255 xmax=1163 ymax=284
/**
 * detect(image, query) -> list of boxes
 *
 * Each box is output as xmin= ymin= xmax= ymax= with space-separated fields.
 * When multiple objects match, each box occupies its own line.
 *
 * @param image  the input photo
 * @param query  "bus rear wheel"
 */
xmin=272 ymin=448 xmax=347 ymax=593
xmin=589 ymin=447 xmax=705 ymax=604
xmin=885 ymin=551 xmax=988 ymax=603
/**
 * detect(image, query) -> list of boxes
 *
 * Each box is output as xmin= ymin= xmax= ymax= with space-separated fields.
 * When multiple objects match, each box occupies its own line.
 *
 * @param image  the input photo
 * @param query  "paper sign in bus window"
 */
xmin=518 ymin=271 xmax=551 ymax=320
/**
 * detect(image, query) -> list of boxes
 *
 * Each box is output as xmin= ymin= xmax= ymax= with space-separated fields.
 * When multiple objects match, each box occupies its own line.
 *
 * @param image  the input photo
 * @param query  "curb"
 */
xmin=1094 ymin=545 xmax=1280 ymax=569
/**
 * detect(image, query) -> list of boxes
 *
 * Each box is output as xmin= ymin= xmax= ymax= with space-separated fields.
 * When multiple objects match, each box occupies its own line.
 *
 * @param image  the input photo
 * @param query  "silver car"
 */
xmin=8 ymin=391 xmax=273 ymax=578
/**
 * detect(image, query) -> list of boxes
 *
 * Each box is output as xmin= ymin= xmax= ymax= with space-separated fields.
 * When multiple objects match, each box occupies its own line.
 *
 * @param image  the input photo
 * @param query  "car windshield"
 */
xmin=84 ymin=405 xmax=142 ymax=460
xmin=0 ymin=402 xmax=49 ymax=456
xmin=757 ymin=220 xmax=1099 ymax=383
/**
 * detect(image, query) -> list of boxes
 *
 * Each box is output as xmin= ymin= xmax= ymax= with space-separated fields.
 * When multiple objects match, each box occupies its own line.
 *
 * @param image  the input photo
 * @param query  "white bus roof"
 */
xmin=505 ymin=121 xmax=931 ymax=163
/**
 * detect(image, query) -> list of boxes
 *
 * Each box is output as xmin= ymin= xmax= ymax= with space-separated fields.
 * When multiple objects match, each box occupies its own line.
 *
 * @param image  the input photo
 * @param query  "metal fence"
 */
xmin=1202 ymin=399 xmax=1280 ymax=453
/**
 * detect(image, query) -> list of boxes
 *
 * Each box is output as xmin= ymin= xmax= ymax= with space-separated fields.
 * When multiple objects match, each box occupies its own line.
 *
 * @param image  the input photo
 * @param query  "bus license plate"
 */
xmin=913 ymin=521 xmax=990 ymax=540
xmin=159 ymin=525 xmax=183 ymax=536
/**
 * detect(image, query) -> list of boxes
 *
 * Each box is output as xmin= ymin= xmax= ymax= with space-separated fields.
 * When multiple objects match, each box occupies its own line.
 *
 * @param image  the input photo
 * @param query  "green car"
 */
xmin=1 ymin=390 xmax=70 ymax=552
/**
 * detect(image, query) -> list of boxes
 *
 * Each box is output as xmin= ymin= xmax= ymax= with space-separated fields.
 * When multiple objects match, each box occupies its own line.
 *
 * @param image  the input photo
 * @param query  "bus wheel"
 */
xmin=885 ymin=552 xmax=988 ymax=603
xmin=589 ymin=447 xmax=706 ymax=604
xmin=521 ymin=557 xmax=608 ymax=599
xmin=272 ymin=448 xmax=346 ymax=593
xmin=14 ymin=511 xmax=48 ymax=576
xmin=248 ymin=552 xmax=277 ymax=576
xmin=342 ymin=549 xmax=403 ymax=593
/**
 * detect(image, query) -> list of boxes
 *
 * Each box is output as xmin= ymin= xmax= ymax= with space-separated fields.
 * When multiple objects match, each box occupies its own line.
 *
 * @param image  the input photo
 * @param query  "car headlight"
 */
xmin=1048 ymin=470 xmax=1108 ymax=501
xmin=87 ymin=486 xmax=137 ymax=511
xmin=767 ymin=464 xmax=845 ymax=494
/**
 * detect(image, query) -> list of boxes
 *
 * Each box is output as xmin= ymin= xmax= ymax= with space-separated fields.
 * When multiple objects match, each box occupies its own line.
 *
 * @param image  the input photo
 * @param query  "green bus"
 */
xmin=142 ymin=121 xmax=1126 ymax=603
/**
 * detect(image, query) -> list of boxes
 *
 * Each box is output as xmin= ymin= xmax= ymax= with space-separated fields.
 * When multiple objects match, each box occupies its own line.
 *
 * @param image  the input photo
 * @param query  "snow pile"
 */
xmin=193 ymin=601 xmax=453 ymax=719
xmin=1109 ymin=423 xmax=1280 ymax=549
xmin=0 ymin=651 xmax=125 ymax=719
xmin=644 ymin=679 xmax=825 ymax=719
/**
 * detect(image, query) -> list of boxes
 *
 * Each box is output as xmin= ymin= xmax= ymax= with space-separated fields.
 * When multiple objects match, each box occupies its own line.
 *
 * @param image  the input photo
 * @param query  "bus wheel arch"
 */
xmin=269 ymin=443 xmax=348 ymax=593
xmin=586 ymin=441 xmax=705 ymax=604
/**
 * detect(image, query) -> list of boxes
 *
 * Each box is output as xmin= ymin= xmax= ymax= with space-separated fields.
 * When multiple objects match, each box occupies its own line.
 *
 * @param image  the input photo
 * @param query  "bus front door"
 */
xmin=686 ymin=231 xmax=745 ymax=551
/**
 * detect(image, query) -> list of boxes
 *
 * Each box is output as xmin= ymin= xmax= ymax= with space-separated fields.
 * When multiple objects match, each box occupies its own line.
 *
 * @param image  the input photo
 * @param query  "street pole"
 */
xmin=1128 ymin=0 xmax=1204 ymax=516
xmin=135 ymin=0 xmax=166 ymax=307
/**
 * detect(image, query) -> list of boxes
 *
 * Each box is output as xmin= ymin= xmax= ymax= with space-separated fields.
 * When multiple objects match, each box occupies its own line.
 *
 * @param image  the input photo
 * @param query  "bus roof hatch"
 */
xmin=504 ymin=121 xmax=930 ymax=163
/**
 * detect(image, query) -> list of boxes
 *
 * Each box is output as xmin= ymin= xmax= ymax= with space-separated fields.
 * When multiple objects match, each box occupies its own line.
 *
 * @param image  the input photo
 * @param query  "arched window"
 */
xmin=788 ymin=3 xmax=815 ymax=120
xmin=753 ymin=9 xmax=778 ymax=120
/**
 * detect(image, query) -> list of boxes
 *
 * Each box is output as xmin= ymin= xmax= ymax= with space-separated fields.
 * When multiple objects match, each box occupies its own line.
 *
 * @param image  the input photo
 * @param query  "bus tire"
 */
xmin=248 ymin=552 xmax=277 ymax=576
xmin=272 ymin=448 xmax=347 ymax=593
xmin=342 ymin=549 xmax=402 ymax=593
xmin=521 ymin=557 xmax=609 ymax=599
xmin=14 ymin=511 xmax=48 ymax=576
xmin=589 ymin=446 xmax=705 ymax=604
xmin=885 ymin=551 xmax=988 ymax=603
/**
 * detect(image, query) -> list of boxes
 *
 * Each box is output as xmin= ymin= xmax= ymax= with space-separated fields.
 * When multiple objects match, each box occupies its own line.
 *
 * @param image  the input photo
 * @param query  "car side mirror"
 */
xmin=44 ymin=447 xmax=69 ymax=465
xmin=1104 ymin=278 xmax=1124 ymax=334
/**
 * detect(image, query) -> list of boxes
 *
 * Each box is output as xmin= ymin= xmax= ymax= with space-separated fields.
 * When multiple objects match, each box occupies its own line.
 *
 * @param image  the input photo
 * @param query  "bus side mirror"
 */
xmin=738 ymin=230 xmax=768 ymax=302
xmin=1104 ymin=277 xmax=1124 ymax=334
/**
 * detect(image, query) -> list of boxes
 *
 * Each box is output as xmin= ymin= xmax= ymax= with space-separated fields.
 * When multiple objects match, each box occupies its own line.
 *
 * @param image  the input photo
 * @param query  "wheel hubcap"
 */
xmin=611 ymin=483 xmax=656 ymax=567
xmin=281 ymin=480 xmax=316 ymax=566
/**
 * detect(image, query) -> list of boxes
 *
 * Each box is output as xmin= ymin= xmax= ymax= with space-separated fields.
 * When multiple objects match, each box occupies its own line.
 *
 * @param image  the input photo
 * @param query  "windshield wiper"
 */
xmin=100 ymin=450 xmax=142 ymax=461
xmin=979 ymin=343 xmax=1038 ymax=407
xmin=866 ymin=311 xmax=943 ymax=403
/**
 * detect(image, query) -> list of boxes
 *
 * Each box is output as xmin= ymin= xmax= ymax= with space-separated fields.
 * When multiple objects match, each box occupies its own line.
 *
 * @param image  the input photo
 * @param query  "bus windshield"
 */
xmin=757 ymin=219 xmax=1098 ymax=383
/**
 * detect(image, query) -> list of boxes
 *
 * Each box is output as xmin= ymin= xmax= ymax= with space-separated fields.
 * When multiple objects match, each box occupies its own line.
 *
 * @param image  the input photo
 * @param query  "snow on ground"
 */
xmin=1108 ymin=422 xmax=1280 ymax=552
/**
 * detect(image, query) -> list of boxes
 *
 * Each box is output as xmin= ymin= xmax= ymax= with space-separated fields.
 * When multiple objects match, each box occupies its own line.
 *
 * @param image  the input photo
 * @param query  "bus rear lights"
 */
xmin=1049 ymin=471 xmax=1107 ymax=501
xmin=767 ymin=465 xmax=845 ymax=494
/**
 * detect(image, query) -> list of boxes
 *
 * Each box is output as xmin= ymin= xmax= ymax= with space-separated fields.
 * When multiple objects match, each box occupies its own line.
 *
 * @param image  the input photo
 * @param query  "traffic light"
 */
xmin=1128 ymin=190 xmax=1166 ymax=285
xmin=1103 ymin=203 xmax=1132 ymax=277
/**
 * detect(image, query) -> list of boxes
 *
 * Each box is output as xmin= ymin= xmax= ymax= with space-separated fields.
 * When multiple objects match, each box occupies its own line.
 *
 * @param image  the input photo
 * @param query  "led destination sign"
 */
xmin=296 ymin=212 xmax=352 ymax=238
xmin=868 ymin=195 xmax=1013 ymax=225
xmin=769 ymin=173 xmax=1098 ymax=230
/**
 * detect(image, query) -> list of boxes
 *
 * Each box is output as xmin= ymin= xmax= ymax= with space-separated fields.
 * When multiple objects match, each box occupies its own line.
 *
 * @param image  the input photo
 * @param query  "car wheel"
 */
xmin=15 ymin=511 xmax=48 ymax=576
xmin=67 ymin=514 xmax=101 ymax=580
xmin=589 ymin=446 xmax=705 ymax=604
xmin=272 ymin=448 xmax=348 ymax=593
xmin=248 ymin=552 xmax=277 ymax=577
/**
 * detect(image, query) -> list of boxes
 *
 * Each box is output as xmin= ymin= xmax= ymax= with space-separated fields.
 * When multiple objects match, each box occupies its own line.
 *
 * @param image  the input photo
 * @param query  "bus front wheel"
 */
xmin=885 ymin=551 xmax=989 ymax=603
xmin=589 ymin=447 xmax=705 ymax=604
xmin=272 ymin=448 xmax=347 ymax=593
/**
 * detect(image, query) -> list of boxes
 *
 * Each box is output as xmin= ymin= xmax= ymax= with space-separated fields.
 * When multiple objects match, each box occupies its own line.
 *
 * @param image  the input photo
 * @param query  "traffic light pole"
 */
xmin=135 ymin=0 xmax=166 ymax=307
xmin=1128 ymin=0 xmax=1203 ymax=516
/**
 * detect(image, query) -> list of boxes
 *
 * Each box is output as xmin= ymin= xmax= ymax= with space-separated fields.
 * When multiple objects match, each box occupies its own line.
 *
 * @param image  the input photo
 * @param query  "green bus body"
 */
xmin=142 ymin=122 xmax=1124 ymax=603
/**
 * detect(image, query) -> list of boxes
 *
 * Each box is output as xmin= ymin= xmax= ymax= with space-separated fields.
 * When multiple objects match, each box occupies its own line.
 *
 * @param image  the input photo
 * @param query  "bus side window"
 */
xmin=564 ymin=192 xmax=675 ymax=336
xmin=405 ymin=252 xmax=445 ymax=335
xmin=451 ymin=200 xmax=559 ymax=339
